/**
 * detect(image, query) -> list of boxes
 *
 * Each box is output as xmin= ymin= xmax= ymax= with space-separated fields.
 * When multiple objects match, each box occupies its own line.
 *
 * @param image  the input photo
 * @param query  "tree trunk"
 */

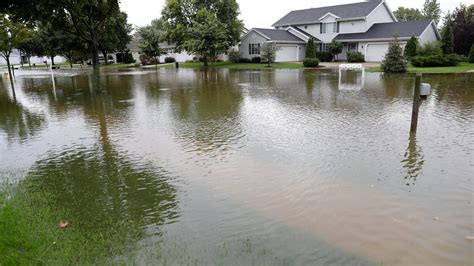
xmin=91 ymin=30 xmax=101 ymax=93
xmin=19 ymin=50 xmax=23 ymax=68
xmin=51 ymin=55 xmax=55 ymax=65
xmin=28 ymin=56 xmax=31 ymax=69
xmin=5 ymin=57 xmax=16 ymax=100
xmin=102 ymin=50 xmax=108 ymax=65
xmin=203 ymin=55 xmax=209 ymax=67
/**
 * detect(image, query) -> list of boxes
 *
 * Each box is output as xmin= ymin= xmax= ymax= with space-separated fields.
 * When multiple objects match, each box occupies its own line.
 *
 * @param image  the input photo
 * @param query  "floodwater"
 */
xmin=0 ymin=68 xmax=473 ymax=265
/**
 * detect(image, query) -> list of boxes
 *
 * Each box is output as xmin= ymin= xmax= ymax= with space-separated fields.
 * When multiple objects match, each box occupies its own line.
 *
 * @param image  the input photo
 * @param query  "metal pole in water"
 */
xmin=410 ymin=74 xmax=422 ymax=134
xmin=49 ymin=61 xmax=57 ymax=99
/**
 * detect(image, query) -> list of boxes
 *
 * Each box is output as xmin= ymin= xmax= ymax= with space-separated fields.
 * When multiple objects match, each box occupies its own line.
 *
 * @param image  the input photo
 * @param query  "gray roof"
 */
xmin=335 ymin=20 xmax=434 ymax=41
xmin=273 ymin=0 xmax=383 ymax=27
xmin=253 ymin=28 xmax=305 ymax=42
xmin=290 ymin=27 xmax=322 ymax=42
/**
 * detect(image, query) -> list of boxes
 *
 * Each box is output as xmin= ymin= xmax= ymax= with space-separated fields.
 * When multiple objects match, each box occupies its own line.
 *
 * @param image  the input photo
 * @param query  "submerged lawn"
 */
xmin=0 ymin=182 xmax=139 ymax=264
xmin=180 ymin=62 xmax=304 ymax=69
xmin=368 ymin=62 xmax=474 ymax=74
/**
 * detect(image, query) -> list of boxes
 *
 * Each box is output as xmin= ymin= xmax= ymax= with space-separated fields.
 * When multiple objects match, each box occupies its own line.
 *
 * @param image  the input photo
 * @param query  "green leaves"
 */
xmin=0 ymin=14 xmax=32 ymax=59
xmin=160 ymin=0 xmax=243 ymax=64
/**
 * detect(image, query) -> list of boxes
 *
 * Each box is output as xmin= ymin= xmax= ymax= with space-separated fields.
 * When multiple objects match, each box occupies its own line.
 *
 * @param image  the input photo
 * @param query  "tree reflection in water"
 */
xmin=0 ymin=86 xmax=45 ymax=142
xmin=21 ymin=74 xmax=180 ymax=241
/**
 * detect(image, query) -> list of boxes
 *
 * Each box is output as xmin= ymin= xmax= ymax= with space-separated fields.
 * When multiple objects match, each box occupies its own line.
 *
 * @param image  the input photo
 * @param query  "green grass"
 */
xmin=368 ymin=62 xmax=474 ymax=74
xmin=179 ymin=61 xmax=304 ymax=69
xmin=0 ymin=181 xmax=139 ymax=264
xmin=102 ymin=63 xmax=140 ymax=69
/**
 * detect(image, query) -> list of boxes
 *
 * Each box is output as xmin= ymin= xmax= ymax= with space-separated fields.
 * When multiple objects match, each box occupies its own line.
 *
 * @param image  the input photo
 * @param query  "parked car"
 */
xmin=86 ymin=55 xmax=115 ymax=65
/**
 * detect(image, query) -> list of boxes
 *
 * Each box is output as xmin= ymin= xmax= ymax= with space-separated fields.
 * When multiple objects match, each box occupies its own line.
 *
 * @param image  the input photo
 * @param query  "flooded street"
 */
xmin=1 ymin=68 xmax=473 ymax=265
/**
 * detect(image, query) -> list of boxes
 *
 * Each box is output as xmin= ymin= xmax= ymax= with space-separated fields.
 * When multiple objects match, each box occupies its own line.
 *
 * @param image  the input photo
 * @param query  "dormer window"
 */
xmin=321 ymin=22 xmax=338 ymax=34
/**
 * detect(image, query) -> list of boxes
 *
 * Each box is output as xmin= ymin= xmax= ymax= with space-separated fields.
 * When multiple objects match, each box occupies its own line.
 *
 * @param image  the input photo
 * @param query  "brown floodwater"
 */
xmin=0 ymin=68 xmax=473 ymax=265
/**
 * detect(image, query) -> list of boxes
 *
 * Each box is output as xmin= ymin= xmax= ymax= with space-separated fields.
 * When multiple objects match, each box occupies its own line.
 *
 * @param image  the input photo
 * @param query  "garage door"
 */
xmin=365 ymin=43 xmax=389 ymax=62
xmin=276 ymin=45 xmax=298 ymax=62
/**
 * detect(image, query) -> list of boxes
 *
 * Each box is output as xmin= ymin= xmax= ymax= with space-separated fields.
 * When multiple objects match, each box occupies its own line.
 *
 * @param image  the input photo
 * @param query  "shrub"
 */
xmin=411 ymin=54 xmax=461 ymax=67
xmin=329 ymin=40 xmax=343 ymax=61
xmin=469 ymin=44 xmax=474 ymax=63
xmin=123 ymin=51 xmax=136 ymax=64
xmin=239 ymin=58 xmax=252 ymax=63
xmin=164 ymin=57 xmax=176 ymax=63
xmin=228 ymin=50 xmax=240 ymax=63
xmin=139 ymin=54 xmax=158 ymax=65
xmin=404 ymin=36 xmax=418 ymax=59
xmin=381 ymin=37 xmax=407 ymax=73
xmin=303 ymin=58 xmax=319 ymax=67
xmin=417 ymin=41 xmax=443 ymax=56
xmin=261 ymin=43 xmax=279 ymax=67
xmin=251 ymin=56 xmax=261 ymax=63
xmin=316 ymin=52 xmax=333 ymax=62
xmin=305 ymin=39 xmax=317 ymax=59
xmin=347 ymin=52 xmax=365 ymax=63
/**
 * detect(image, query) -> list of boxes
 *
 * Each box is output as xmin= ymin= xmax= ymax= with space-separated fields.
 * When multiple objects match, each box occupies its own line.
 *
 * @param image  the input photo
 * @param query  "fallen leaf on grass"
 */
xmin=57 ymin=221 xmax=69 ymax=229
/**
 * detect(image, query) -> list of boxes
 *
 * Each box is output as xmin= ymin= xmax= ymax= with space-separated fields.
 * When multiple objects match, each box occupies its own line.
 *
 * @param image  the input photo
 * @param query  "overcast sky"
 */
xmin=121 ymin=0 xmax=473 ymax=29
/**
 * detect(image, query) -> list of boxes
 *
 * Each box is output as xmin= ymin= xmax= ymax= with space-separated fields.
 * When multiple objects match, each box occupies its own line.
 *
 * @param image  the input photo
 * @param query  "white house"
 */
xmin=239 ymin=0 xmax=441 ymax=62
xmin=0 ymin=49 xmax=67 ymax=67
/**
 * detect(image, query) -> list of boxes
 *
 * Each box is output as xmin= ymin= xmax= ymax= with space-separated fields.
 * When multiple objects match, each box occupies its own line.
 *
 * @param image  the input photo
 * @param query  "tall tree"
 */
xmin=440 ymin=13 xmax=454 ymax=54
xmin=182 ymin=9 xmax=230 ymax=66
xmin=451 ymin=4 xmax=474 ymax=56
xmin=423 ymin=0 xmax=441 ymax=25
xmin=0 ymin=0 xmax=122 ymax=91
xmin=0 ymin=14 xmax=31 ymax=97
xmin=161 ymin=0 xmax=243 ymax=66
xmin=394 ymin=7 xmax=424 ymax=21
xmin=99 ymin=11 xmax=132 ymax=65
xmin=139 ymin=19 xmax=165 ymax=69
xmin=37 ymin=21 xmax=65 ymax=65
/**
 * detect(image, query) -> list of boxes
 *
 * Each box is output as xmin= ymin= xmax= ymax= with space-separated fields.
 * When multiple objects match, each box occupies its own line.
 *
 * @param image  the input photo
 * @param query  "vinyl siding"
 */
xmin=418 ymin=24 xmax=439 ymax=45
xmin=239 ymin=31 xmax=268 ymax=59
xmin=366 ymin=2 xmax=396 ymax=28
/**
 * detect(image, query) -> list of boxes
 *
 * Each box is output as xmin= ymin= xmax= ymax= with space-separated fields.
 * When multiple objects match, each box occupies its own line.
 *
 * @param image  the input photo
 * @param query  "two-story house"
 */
xmin=239 ymin=0 xmax=440 ymax=62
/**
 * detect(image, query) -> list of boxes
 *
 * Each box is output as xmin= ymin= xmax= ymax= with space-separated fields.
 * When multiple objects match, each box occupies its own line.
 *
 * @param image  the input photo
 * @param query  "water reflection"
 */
xmin=1 ymin=69 xmax=473 ymax=265
xmin=401 ymin=134 xmax=425 ymax=186
xmin=0 ymin=87 xmax=45 ymax=142
xmin=338 ymin=70 xmax=365 ymax=91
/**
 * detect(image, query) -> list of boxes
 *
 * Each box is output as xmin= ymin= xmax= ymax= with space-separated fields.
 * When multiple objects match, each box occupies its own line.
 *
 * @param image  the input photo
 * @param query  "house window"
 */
xmin=348 ymin=43 xmax=358 ymax=52
xmin=321 ymin=22 xmax=338 ymax=34
xmin=318 ymin=43 xmax=330 ymax=52
xmin=248 ymin=43 xmax=261 ymax=55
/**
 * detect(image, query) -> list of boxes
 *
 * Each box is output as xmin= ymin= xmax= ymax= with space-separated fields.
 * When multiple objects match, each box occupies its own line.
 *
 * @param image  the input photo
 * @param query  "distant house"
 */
xmin=239 ymin=0 xmax=440 ymax=62
xmin=120 ymin=32 xmax=194 ymax=63
xmin=0 ymin=49 xmax=66 ymax=67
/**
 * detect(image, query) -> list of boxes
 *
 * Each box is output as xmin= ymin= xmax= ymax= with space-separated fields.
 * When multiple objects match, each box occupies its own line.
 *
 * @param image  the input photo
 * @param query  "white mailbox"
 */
xmin=420 ymin=83 xmax=431 ymax=96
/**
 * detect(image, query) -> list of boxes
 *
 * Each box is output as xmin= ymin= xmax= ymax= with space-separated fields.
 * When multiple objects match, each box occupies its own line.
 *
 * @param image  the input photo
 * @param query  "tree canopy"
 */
xmin=161 ymin=0 xmax=243 ymax=66
xmin=393 ymin=7 xmax=424 ymax=21
xmin=139 ymin=19 xmax=165 ymax=67
xmin=422 ymin=0 xmax=441 ymax=25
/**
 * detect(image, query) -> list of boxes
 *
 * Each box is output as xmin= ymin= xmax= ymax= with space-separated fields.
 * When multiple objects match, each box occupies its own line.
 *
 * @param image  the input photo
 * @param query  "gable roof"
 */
xmin=289 ymin=27 xmax=322 ymax=42
xmin=334 ymin=20 xmax=437 ymax=41
xmin=252 ymin=28 xmax=306 ymax=43
xmin=273 ymin=0 xmax=383 ymax=27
